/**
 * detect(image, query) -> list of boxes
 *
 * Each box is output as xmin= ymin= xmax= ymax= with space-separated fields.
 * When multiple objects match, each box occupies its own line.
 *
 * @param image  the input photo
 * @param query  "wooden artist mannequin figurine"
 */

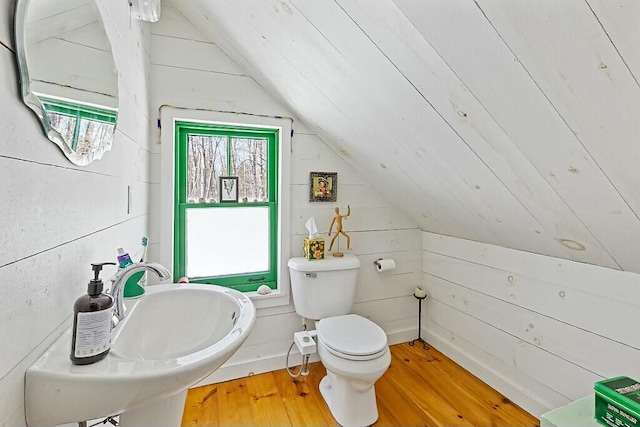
xmin=328 ymin=205 xmax=351 ymax=257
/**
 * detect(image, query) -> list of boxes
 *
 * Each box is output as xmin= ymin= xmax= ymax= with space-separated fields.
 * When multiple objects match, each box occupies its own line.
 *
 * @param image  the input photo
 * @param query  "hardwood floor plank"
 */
xmin=181 ymin=384 xmax=219 ymax=427
xmin=374 ymin=370 xmax=437 ymax=426
xmin=272 ymin=366 xmax=338 ymax=426
xmin=216 ymin=377 xmax=256 ymax=426
xmin=418 ymin=345 xmax=538 ymax=426
xmin=182 ymin=342 xmax=539 ymax=427
xmin=395 ymin=344 xmax=504 ymax=426
xmin=244 ymin=372 xmax=293 ymax=426
xmin=385 ymin=350 xmax=470 ymax=426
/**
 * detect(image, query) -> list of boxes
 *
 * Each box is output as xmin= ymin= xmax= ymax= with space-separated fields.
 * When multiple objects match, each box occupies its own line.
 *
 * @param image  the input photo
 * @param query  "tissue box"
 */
xmin=595 ymin=376 xmax=640 ymax=427
xmin=303 ymin=238 xmax=325 ymax=261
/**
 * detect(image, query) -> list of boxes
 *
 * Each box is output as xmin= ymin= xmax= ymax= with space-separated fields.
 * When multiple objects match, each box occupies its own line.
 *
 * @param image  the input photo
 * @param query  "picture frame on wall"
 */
xmin=219 ymin=176 xmax=239 ymax=203
xmin=309 ymin=171 xmax=337 ymax=202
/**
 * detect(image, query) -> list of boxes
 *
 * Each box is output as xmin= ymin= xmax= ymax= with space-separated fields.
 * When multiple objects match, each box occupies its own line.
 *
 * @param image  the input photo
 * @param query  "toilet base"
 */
xmin=319 ymin=371 xmax=379 ymax=427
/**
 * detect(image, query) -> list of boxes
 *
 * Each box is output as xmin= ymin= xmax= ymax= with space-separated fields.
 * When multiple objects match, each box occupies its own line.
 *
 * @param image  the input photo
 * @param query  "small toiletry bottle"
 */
xmin=117 ymin=247 xmax=133 ymax=269
xmin=70 ymin=262 xmax=116 ymax=365
xmin=117 ymin=247 xmax=145 ymax=298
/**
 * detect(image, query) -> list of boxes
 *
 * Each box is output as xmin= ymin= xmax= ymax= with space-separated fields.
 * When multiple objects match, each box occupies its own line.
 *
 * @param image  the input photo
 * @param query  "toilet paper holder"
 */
xmin=374 ymin=258 xmax=396 ymax=272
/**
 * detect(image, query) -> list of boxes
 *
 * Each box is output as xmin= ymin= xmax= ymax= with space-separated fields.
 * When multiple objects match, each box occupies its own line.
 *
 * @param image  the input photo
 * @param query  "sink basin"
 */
xmin=25 ymin=283 xmax=256 ymax=427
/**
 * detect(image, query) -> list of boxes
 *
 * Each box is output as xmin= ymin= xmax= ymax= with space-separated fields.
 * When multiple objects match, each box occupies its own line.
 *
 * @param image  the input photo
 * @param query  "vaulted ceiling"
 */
xmin=173 ymin=0 xmax=640 ymax=273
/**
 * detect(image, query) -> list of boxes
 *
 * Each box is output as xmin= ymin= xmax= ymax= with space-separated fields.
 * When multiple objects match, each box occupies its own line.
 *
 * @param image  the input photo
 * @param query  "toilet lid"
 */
xmin=317 ymin=314 xmax=388 ymax=359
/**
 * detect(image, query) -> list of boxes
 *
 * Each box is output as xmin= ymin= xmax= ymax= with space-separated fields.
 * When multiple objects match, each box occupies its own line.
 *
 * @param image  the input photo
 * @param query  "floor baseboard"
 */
xmin=196 ymin=327 xmax=416 ymax=386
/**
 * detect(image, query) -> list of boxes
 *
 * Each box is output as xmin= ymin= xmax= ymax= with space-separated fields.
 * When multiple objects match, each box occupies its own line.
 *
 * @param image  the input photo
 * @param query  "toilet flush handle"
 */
xmin=304 ymin=272 xmax=317 ymax=278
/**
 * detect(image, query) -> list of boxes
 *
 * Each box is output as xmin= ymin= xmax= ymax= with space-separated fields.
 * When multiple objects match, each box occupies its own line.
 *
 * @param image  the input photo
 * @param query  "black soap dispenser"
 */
xmin=70 ymin=262 xmax=116 ymax=365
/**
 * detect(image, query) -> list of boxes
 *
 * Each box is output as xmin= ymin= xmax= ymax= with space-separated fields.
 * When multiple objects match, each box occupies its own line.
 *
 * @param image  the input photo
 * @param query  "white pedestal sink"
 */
xmin=25 ymin=283 xmax=256 ymax=427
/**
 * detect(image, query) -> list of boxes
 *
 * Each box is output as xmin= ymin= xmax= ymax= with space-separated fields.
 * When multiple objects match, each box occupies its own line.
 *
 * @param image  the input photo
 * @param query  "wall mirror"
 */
xmin=14 ymin=0 xmax=119 ymax=166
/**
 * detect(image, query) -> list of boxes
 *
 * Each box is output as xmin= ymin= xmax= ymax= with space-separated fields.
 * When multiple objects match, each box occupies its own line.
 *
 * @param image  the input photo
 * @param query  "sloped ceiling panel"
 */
xmin=173 ymin=0 xmax=640 ymax=273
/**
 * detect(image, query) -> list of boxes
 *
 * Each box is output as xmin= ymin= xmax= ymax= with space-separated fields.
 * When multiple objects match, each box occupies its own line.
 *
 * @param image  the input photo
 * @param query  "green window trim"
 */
xmin=174 ymin=121 xmax=279 ymax=292
xmin=38 ymin=95 xmax=117 ymax=151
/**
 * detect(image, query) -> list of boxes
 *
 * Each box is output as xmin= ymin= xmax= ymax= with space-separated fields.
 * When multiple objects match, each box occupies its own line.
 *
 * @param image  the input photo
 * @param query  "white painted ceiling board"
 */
xmin=474 ymin=0 xmax=640 ymax=215
xmin=168 ymin=0 xmax=640 ymax=272
xmin=394 ymin=0 xmax=640 ymax=271
xmin=334 ymin=0 xmax=617 ymax=268
xmin=586 ymin=0 xmax=640 ymax=83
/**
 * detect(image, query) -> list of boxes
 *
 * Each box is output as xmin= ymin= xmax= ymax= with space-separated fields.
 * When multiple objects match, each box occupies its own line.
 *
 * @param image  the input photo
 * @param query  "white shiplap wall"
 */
xmin=148 ymin=3 xmax=422 ymax=382
xmin=422 ymin=231 xmax=640 ymax=418
xmin=0 ymin=1 xmax=152 ymax=425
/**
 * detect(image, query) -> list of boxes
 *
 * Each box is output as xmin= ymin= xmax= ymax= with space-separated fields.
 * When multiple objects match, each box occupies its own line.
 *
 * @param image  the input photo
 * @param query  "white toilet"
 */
xmin=288 ymin=255 xmax=391 ymax=427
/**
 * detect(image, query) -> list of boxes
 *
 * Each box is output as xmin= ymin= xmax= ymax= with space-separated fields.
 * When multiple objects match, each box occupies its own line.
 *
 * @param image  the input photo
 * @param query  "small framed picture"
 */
xmin=219 ymin=176 xmax=239 ymax=203
xmin=309 ymin=172 xmax=337 ymax=202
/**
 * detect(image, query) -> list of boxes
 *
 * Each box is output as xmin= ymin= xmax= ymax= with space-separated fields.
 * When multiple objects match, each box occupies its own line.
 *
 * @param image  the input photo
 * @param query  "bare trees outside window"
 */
xmin=187 ymin=135 xmax=267 ymax=204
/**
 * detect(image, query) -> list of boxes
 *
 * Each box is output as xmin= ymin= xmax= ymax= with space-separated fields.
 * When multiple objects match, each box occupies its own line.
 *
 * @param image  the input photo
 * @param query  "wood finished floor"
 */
xmin=182 ymin=342 xmax=539 ymax=426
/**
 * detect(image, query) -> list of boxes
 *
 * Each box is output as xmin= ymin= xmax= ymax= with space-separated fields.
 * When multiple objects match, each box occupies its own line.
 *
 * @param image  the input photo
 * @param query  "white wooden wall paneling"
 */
xmin=355 ymin=251 xmax=421 ymax=302
xmin=292 ymin=207 xmax=415 ymax=235
xmin=474 ymin=1 xmax=640 ymax=213
xmin=0 ymin=158 xmax=127 ymax=266
xmin=289 ymin=229 xmax=422 ymax=259
xmin=395 ymin=0 xmax=640 ymax=272
xmin=290 ymin=134 xmax=383 ymax=183
xmin=150 ymin=36 xmax=244 ymax=76
xmin=425 ymin=272 xmax=640 ymax=381
xmin=178 ymin=0 xmax=481 ymax=240
xmin=152 ymin=66 xmax=284 ymax=117
xmin=425 ymin=315 xmax=568 ymax=417
xmin=425 ymin=250 xmax=640 ymax=346
xmin=1 ymin=1 xmax=14 ymax=48
xmin=586 ymin=0 xmax=640 ymax=81
xmin=424 ymin=232 xmax=640 ymax=304
xmin=336 ymin=0 xmax=617 ymax=269
xmin=1 ymin=0 xmax=151 ymax=423
xmin=291 ymin=184 xmax=390 ymax=210
xmin=427 ymin=298 xmax=596 ymax=402
xmin=151 ymin=4 xmax=211 ymax=42
xmin=423 ymin=232 xmax=640 ymax=414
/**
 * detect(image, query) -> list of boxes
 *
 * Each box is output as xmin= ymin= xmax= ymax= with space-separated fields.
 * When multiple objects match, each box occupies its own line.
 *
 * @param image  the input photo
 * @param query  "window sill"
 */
xmin=245 ymin=289 xmax=291 ymax=309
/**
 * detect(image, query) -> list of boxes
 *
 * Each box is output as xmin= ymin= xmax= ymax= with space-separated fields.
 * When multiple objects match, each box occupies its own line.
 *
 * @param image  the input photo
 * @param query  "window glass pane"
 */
xmin=186 ymin=207 xmax=269 ymax=278
xmin=48 ymin=112 xmax=76 ymax=144
xmin=77 ymin=119 xmax=115 ymax=155
xmin=231 ymin=138 xmax=268 ymax=202
xmin=187 ymin=135 xmax=227 ymax=203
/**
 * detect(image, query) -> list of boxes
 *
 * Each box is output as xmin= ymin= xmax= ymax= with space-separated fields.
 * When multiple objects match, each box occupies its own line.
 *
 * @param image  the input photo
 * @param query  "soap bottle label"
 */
xmin=74 ymin=308 xmax=113 ymax=358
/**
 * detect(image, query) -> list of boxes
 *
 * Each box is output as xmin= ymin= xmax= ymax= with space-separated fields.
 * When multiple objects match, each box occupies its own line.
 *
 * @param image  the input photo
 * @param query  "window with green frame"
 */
xmin=38 ymin=95 xmax=116 ymax=154
xmin=174 ymin=121 xmax=279 ymax=292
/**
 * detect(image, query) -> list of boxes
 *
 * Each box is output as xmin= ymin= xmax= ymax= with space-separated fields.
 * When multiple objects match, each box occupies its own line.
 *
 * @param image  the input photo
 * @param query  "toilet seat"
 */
xmin=317 ymin=314 xmax=388 ymax=361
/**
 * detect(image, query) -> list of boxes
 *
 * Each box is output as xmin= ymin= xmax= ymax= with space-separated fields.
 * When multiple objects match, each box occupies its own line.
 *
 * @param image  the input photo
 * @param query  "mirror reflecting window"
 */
xmin=15 ymin=0 xmax=119 ymax=166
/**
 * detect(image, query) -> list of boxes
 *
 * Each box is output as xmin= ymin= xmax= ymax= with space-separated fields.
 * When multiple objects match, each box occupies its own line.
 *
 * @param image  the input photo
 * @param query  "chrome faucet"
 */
xmin=109 ymin=262 xmax=171 ymax=328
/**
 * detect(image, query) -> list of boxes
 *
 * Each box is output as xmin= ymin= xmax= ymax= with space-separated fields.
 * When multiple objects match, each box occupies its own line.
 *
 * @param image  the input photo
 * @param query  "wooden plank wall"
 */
xmin=422 ymin=231 xmax=640 ymax=418
xmin=0 ymin=1 xmax=151 ymax=425
xmin=149 ymin=2 xmax=423 ymax=384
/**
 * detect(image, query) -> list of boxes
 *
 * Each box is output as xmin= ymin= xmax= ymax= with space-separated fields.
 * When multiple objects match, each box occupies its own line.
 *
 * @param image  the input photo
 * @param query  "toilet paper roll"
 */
xmin=375 ymin=259 xmax=396 ymax=272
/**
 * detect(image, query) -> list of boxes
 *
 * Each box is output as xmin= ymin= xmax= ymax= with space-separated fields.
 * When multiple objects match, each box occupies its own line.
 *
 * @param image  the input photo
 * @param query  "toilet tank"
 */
xmin=287 ymin=255 xmax=361 ymax=320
